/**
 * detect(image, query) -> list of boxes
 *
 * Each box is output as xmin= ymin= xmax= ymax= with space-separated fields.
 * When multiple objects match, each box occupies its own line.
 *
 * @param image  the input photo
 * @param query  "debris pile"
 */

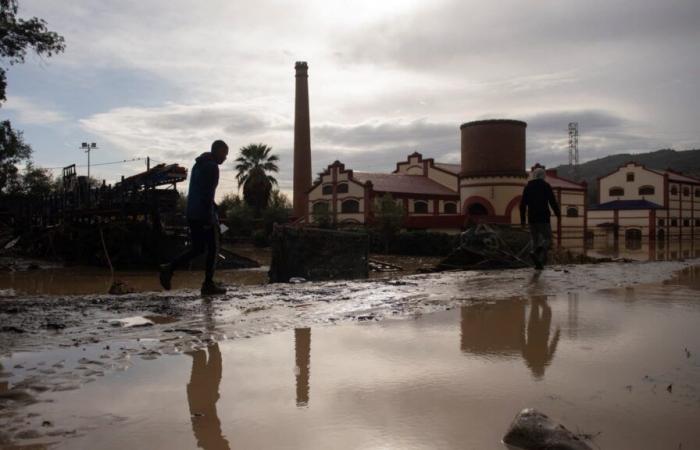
xmin=438 ymin=224 xmax=605 ymax=270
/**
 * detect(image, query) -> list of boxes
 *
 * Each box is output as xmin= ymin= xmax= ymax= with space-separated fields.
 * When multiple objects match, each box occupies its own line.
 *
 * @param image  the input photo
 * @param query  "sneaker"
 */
xmin=201 ymin=281 xmax=227 ymax=296
xmin=159 ymin=264 xmax=173 ymax=290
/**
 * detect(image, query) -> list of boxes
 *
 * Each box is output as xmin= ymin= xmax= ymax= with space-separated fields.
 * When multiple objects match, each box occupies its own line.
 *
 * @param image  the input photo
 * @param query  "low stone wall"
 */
xmin=269 ymin=226 xmax=368 ymax=283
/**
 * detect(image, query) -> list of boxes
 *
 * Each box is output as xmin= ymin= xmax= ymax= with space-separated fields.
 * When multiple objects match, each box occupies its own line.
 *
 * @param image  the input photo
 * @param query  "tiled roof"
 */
xmin=353 ymin=172 xmax=459 ymax=196
xmin=433 ymin=163 xmax=461 ymax=174
xmin=590 ymin=199 xmax=664 ymax=210
xmin=545 ymin=174 xmax=585 ymax=190
xmin=648 ymin=169 xmax=700 ymax=184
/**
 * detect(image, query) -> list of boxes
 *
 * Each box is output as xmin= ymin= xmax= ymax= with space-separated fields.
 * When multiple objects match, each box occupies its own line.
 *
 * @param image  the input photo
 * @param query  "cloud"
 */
xmin=11 ymin=0 xmax=700 ymax=187
xmin=314 ymin=119 xmax=455 ymax=149
xmin=336 ymin=0 xmax=700 ymax=71
xmin=3 ymin=96 xmax=68 ymax=125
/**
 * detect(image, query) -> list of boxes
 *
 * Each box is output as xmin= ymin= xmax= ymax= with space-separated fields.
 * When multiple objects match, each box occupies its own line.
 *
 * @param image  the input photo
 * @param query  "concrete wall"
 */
xmin=460 ymin=176 xmax=527 ymax=222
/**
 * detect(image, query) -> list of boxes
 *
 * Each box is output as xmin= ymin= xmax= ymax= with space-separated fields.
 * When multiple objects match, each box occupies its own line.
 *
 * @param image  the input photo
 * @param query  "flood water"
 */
xmin=0 ymin=252 xmax=441 ymax=296
xmin=2 ymin=265 xmax=699 ymax=449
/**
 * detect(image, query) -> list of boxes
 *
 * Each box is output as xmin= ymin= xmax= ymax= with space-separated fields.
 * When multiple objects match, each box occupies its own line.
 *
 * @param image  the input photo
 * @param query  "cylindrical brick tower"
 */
xmin=460 ymin=119 xmax=527 ymax=178
xmin=293 ymin=61 xmax=312 ymax=219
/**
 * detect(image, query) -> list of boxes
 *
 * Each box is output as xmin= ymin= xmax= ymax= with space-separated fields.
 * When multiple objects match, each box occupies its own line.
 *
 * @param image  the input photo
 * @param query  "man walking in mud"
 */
xmin=160 ymin=140 xmax=229 ymax=295
xmin=519 ymin=167 xmax=561 ymax=270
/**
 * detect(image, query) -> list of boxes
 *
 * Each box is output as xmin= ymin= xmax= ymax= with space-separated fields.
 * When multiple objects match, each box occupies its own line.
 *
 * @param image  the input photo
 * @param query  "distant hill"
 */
xmin=553 ymin=148 xmax=700 ymax=205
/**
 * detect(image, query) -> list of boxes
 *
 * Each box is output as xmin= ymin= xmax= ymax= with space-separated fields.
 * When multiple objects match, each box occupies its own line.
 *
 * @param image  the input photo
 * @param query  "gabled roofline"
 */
xmin=595 ymin=161 xmax=663 ymax=182
xmin=393 ymin=152 xmax=461 ymax=177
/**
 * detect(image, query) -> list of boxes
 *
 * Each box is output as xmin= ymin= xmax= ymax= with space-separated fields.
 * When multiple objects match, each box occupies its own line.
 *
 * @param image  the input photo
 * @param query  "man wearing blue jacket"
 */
xmin=160 ymin=140 xmax=229 ymax=295
xmin=519 ymin=167 xmax=561 ymax=270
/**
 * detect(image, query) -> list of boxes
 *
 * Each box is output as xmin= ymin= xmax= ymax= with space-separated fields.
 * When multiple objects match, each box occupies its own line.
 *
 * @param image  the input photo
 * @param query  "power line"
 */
xmin=42 ymin=157 xmax=146 ymax=171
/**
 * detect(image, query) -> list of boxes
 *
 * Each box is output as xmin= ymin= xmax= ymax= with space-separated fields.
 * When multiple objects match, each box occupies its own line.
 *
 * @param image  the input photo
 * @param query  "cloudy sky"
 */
xmin=3 ymin=0 xmax=699 ymax=198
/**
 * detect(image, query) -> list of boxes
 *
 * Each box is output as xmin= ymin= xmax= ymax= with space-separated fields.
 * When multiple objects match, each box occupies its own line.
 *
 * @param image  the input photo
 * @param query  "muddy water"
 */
xmin=2 ymin=266 xmax=700 ymax=449
xmin=0 ymin=254 xmax=441 ymax=296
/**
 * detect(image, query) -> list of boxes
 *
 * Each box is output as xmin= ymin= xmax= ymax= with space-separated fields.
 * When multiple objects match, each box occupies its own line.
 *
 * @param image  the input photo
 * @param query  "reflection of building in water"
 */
xmin=460 ymin=298 xmax=561 ymax=379
xmin=295 ymin=328 xmax=311 ymax=407
xmin=460 ymin=301 xmax=525 ymax=357
xmin=588 ymin=162 xmax=700 ymax=243
xmin=588 ymin=237 xmax=700 ymax=262
xmin=186 ymin=344 xmax=230 ymax=450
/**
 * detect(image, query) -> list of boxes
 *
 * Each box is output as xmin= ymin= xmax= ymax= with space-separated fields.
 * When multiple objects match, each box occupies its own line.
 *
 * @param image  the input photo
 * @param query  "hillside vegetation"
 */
xmin=553 ymin=149 xmax=700 ymax=204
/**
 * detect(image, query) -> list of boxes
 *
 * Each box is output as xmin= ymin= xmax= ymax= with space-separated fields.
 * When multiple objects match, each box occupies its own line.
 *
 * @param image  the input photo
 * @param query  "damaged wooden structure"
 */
xmin=0 ymin=163 xmax=258 ymax=270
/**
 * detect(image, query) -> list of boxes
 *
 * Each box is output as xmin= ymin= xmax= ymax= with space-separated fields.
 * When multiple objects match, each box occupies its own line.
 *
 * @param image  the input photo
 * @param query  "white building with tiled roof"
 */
xmin=306 ymin=152 xmax=587 ymax=242
xmin=589 ymin=162 xmax=700 ymax=243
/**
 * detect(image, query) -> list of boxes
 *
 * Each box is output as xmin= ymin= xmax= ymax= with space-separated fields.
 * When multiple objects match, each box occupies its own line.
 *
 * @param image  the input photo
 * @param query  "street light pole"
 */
xmin=80 ymin=142 xmax=98 ymax=180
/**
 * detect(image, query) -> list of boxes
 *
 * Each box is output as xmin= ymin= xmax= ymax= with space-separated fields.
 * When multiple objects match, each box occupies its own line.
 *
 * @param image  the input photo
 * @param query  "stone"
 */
xmin=503 ymin=408 xmax=592 ymax=450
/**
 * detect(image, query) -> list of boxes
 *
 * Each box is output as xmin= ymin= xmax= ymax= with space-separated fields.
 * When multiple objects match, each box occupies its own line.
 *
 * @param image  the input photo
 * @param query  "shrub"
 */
xmin=252 ymin=229 xmax=269 ymax=247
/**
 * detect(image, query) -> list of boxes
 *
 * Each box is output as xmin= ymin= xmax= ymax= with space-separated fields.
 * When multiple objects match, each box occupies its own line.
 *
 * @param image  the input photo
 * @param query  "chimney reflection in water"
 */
xmin=295 ymin=328 xmax=311 ymax=407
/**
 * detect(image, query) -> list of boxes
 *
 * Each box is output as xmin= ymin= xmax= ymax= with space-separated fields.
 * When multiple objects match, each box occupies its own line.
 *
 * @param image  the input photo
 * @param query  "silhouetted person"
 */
xmin=294 ymin=328 xmax=311 ymax=406
xmin=519 ymin=167 xmax=561 ymax=270
xmin=186 ymin=344 xmax=230 ymax=450
xmin=160 ymin=140 xmax=229 ymax=295
xmin=521 ymin=296 xmax=560 ymax=379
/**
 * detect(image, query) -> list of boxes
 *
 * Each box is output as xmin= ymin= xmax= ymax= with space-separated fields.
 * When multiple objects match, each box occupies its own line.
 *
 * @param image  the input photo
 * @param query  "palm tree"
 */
xmin=234 ymin=143 xmax=279 ymax=215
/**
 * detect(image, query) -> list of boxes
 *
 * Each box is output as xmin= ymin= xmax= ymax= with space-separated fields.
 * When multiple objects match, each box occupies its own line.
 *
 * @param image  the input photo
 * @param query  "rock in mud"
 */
xmin=109 ymin=280 xmax=135 ymax=295
xmin=503 ymin=408 xmax=592 ymax=450
xmin=0 ymin=389 xmax=36 ymax=404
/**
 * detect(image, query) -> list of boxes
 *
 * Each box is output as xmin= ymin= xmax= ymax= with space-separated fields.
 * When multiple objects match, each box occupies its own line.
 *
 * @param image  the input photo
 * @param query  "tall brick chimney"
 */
xmin=293 ymin=61 xmax=311 ymax=219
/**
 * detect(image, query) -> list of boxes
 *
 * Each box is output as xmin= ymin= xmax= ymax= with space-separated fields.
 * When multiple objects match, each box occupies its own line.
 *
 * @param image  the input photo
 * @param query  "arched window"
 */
xmin=336 ymin=183 xmax=349 ymax=194
xmin=341 ymin=199 xmax=359 ymax=213
xmin=413 ymin=201 xmax=428 ymax=214
xmin=609 ymin=187 xmax=624 ymax=196
xmin=467 ymin=203 xmax=488 ymax=216
xmin=312 ymin=202 xmax=329 ymax=214
xmin=683 ymin=218 xmax=690 ymax=227
xmin=671 ymin=218 xmax=678 ymax=227
xmin=566 ymin=207 xmax=579 ymax=217
xmin=625 ymin=229 xmax=642 ymax=240
xmin=658 ymin=218 xmax=665 ymax=227
xmin=322 ymin=185 xmax=332 ymax=195
xmin=638 ymin=185 xmax=655 ymax=196
xmin=657 ymin=229 xmax=665 ymax=241
xmin=670 ymin=185 xmax=678 ymax=195
xmin=682 ymin=186 xmax=690 ymax=197
xmin=444 ymin=202 xmax=457 ymax=214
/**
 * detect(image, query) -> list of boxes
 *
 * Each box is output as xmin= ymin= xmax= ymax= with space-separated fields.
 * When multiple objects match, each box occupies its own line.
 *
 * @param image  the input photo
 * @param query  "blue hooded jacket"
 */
xmin=186 ymin=152 xmax=219 ymax=223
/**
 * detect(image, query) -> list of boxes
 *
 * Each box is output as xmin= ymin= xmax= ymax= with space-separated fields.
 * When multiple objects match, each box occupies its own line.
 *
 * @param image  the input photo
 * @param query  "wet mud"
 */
xmin=0 ymin=259 xmax=699 ymax=448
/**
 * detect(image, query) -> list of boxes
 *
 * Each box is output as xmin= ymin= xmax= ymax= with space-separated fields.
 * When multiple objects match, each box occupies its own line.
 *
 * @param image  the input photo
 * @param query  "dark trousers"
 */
xmin=529 ymin=223 xmax=552 ymax=264
xmin=171 ymin=220 xmax=218 ymax=283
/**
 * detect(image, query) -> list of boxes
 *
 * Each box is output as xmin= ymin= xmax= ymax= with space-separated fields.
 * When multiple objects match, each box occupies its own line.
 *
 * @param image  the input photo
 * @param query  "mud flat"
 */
xmin=1 ymin=259 xmax=699 ymax=448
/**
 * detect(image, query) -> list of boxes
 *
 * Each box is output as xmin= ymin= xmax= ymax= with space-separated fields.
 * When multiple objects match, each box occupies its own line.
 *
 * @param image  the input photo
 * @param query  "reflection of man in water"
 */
xmin=186 ymin=344 xmax=230 ymax=450
xmin=520 ymin=296 xmax=560 ymax=379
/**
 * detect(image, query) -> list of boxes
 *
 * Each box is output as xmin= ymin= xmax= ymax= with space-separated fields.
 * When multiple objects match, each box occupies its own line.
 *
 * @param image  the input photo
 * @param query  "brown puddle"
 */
xmin=0 ymin=266 xmax=698 ymax=449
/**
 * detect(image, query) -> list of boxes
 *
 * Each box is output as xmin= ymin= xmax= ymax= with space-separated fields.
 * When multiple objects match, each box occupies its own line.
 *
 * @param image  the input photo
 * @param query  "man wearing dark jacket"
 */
xmin=160 ymin=140 xmax=229 ymax=295
xmin=519 ymin=167 xmax=561 ymax=270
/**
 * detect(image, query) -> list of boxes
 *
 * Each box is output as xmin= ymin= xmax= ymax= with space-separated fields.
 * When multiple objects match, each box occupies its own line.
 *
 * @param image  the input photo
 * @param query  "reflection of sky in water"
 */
xmin=8 ymin=267 xmax=698 ymax=450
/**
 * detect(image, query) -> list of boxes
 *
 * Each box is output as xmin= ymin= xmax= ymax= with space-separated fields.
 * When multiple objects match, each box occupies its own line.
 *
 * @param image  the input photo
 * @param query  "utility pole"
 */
xmin=80 ymin=142 xmax=98 ymax=180
xmin=568 ymin=122 xmax=579 ymax=180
